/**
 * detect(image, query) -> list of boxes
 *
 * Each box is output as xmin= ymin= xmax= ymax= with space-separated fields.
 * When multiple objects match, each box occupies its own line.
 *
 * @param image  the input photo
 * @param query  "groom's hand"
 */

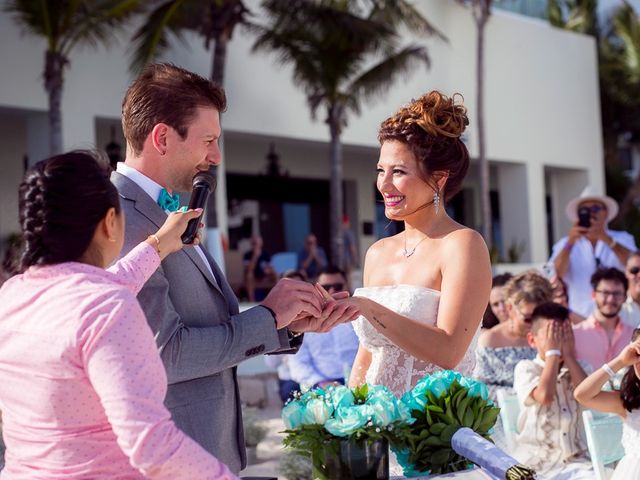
xmin=288 ymin=294 xmax=360 ymax=333
xmin=261 ymin=278 xmax=324 ymax=329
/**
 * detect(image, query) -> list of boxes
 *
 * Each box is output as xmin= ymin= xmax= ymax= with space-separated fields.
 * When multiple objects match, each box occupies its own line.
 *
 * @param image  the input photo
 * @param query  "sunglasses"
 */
xmin=629 ymin=266 xmax=640 ymax=276
xmin=320 ymin=283 xmax=345 ymax=291
xmin=579 ymin=204 xmax=605 ymax=214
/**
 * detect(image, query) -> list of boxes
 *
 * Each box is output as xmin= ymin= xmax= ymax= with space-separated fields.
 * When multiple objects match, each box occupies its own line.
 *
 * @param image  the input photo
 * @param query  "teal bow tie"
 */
xmin=158 ymin=189 xmax=180 ymax=212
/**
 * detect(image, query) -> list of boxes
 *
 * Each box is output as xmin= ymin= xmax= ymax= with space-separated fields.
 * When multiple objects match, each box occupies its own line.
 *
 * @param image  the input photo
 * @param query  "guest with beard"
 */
xmin=573 ymin=267 xmax=634 ymax=373
xmin=621 ymin=253 xmax=640 ymax=328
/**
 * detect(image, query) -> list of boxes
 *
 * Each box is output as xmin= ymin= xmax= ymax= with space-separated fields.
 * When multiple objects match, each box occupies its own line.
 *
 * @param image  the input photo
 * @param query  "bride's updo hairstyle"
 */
xmin=378 ymin=91 xmax=470 ymax=203
xmin=19 ymin=151 xmax=120 ymax=271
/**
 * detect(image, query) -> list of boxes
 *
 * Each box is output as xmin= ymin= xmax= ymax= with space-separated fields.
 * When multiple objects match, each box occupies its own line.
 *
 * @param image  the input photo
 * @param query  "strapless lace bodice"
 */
xmin=353 ymin=285 xmax=479 ymax=397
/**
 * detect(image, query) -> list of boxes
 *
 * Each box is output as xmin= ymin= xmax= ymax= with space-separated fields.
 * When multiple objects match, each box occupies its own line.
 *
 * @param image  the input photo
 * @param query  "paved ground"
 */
xmin=241 ymin=407 xmax=288 ymax=479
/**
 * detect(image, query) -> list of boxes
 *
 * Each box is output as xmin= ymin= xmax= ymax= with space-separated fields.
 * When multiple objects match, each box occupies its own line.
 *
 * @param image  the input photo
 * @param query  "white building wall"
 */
xmin=0 ymin=0 xmax=604 ymax=263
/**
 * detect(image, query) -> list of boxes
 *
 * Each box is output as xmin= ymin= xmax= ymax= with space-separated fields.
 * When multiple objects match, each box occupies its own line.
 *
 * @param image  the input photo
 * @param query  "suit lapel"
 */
xmin=111 ymin=171 xmax=223 ymax=294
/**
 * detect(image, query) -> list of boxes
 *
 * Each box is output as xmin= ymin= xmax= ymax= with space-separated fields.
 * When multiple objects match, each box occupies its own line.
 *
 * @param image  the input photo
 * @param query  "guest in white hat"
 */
xmin=549 ymin=186 xmax=637 ymax=318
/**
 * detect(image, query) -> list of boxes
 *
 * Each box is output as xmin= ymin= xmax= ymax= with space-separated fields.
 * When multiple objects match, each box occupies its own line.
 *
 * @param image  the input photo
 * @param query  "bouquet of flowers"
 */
xmin=396 ymin=370 xmax=535 ymax=479
xmin=281 ymin=383 xmax=410 ymax=479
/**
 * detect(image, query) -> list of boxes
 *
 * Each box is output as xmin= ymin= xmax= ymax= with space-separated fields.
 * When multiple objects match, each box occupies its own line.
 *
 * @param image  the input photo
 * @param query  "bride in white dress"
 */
xmin=345 ymin=91 xmax=492 ymax=398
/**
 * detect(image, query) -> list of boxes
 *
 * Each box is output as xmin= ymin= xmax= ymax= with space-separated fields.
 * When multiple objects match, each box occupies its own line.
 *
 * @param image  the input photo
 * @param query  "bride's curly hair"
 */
xmin=378 ymin=91 xmax=470 ymax=203
xmin=620 ymin=328 xmax=640 ymax=412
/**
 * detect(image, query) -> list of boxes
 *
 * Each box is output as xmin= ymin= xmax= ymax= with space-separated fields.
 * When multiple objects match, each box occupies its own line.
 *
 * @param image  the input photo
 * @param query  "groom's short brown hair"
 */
xmin=122 ymin=63 xmax=226 ymax=155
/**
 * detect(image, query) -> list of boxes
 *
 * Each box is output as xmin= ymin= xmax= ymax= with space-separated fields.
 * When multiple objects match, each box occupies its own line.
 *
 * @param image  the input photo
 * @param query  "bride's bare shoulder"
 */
xmin=365 ymin=234 xmax=401 ymax=261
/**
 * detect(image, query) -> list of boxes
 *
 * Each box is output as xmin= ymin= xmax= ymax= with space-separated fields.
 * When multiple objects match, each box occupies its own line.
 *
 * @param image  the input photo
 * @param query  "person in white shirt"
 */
xmin=621 ymin=252 xmax=640 ymax=328
xmin=549 ymin=187 xmax=636 ymax=318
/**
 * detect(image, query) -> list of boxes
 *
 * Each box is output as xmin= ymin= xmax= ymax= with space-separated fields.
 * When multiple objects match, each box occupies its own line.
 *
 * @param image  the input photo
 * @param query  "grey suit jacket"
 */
xmin=112 ymin=172 xmax=294 ymax=473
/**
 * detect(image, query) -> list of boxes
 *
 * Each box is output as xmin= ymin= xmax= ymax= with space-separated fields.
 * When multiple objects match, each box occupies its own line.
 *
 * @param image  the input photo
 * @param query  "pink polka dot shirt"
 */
xmin=0 ymin=243 xmax=237 ymax=480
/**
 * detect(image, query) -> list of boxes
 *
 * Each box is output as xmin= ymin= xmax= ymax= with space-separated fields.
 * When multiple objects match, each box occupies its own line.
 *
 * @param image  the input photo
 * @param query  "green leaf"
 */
xmin=439 ymin=424 xmax=459 ymax=444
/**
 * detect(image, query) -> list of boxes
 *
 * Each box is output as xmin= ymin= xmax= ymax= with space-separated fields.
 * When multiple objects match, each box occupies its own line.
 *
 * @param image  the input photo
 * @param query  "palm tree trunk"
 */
xmin=207 ymin=32 xmax=230 ymax=230
xmin=328 ymin=107 xmax=344 ymax=268
xmin=475 ymin=1 xmax=492 ymax=249
xmin=44 ymin=50 xmax=65 ymax=155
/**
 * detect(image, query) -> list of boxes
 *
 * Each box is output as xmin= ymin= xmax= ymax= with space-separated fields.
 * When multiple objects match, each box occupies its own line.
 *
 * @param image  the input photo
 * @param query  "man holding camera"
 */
xmin=550 ymin=187 xmax=636 ymax=318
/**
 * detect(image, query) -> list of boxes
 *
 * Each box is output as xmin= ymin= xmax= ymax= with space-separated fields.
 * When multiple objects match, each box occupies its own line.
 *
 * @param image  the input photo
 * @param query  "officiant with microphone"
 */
xmin=111 ymin=63 xmax=360 ymax=474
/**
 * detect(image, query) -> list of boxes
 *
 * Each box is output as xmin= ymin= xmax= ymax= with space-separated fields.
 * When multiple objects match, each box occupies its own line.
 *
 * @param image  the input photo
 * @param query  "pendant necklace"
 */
xmin=403 ymin=232 xmax=429 ymax=258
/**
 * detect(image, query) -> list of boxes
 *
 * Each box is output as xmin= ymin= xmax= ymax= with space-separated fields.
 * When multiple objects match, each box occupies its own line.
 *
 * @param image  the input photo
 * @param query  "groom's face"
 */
xmin=165 ymin=107 xmax=222 ymax=192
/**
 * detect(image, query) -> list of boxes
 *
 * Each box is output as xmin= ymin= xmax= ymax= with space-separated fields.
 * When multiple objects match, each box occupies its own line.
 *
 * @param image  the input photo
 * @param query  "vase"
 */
xmin=311 ymin=437 xmax=389 ymax=480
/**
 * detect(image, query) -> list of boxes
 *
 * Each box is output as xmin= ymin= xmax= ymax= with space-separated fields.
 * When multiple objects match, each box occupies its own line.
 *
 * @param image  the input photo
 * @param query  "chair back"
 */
xmin=496 ymin=389 xmax=520 ymax=451
xmin=271 ymin=252 xmax=298 ymax=275
xmin=582 ymin=409 xmax=624 ymax=480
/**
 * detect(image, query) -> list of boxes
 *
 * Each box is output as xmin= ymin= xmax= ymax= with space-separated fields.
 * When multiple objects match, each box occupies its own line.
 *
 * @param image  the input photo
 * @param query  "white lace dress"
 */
xmin=352 ymin=285 xmax=479 ymax=397
xmin=612 ymin=408 xmax=640 ymax=479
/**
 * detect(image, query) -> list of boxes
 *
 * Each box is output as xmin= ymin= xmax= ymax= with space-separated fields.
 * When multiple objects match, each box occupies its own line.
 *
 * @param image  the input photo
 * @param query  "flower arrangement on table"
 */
xmin=395 ymin=370 xmax=535 ymax=479
xmin=281 ymin=371 xmax=536 ymax=480
xmin=282 ymin=383 xmax=410 ymax=479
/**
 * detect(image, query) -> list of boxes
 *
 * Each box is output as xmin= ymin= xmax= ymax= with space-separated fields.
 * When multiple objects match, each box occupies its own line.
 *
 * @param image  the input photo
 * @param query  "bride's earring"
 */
xmin=434 ymin=190 xmax=440 ymax=215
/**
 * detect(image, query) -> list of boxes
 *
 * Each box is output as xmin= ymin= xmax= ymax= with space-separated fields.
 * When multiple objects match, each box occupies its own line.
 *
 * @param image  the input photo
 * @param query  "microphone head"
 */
xmin=192 ymin=169 xmax=216 ymax=192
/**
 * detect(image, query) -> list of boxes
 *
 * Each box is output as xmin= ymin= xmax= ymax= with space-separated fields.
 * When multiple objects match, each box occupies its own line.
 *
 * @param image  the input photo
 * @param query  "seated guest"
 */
xmin=512 ymin=303 xmax=592 ymax=479
xmin=242 ymin=235 xmax=277 ymax=301
xmin=574 ymin=328 xmax=640 ymax=480
xmin=482 ymin=273 xmax=512 ymax=329
xmin=289 ymin=267 xmax=358 ymax=389
xmin=573 ymin=267 xmax=634 ymax=373
xmin=0 ymin=152 xmax=236 ymax=479
xmin=297 ymin=233 xmax=328 ymax=282
xmin=550 ymin=275 xmax=585 ymax=324
xmin=621 ymin=252 xmax=640 ymax=328
xmin=474 ymin=271 xmax=553 ymax=395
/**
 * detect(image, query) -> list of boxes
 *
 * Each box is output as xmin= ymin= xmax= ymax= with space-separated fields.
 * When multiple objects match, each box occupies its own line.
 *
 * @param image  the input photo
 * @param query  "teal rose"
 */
xmin=459 ymin=376 xmax=489 ymax=401
xmin=324 ymin=405 xmax=369 ymax=436
xmin=282 ymin=400 xmax=306 ymax=429
xmin=328 ymin=385 xmax=355 ymax=410
xmin=301 ymin=397 xmax=332 ymax=425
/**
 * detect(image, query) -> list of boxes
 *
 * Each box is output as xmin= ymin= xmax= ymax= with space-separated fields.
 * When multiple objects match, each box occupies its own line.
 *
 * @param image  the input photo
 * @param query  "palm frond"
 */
xmin=59 ymin=0 xmax=142 ymax=57
xmin=129 ymin=0 xmax=193 ymax=73
xmin=612 ymin=1 xmax=640 ymax=83
xmin=346 ymin=44 xmax=430 ymax=108
xmin=367 ymin=0 xmax=446 ymax=41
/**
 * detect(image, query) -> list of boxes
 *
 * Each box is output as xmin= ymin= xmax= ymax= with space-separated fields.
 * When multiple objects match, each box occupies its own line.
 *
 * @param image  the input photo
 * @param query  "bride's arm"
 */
xmin=350 ymin=229 xmax=491 ymax=369
xmin=348 ymin=344 xmax=372 ymax=387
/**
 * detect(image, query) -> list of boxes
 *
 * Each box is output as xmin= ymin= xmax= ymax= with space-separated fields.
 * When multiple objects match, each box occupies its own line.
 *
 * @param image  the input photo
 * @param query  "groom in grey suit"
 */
xmin=112 ymin=63 xmax=359 ymax=474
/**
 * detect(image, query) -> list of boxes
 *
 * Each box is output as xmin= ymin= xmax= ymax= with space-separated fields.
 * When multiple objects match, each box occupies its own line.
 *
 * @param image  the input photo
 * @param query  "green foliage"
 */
xmin=401 ymin=380 xmax=500 ymax=476
xmin=278 ymin=451 xmax=312 ymax=480
xmin=4 ymin=0 xmax=142 ymax=58
xmin=129 ymin=0 xmax=250 ymax=74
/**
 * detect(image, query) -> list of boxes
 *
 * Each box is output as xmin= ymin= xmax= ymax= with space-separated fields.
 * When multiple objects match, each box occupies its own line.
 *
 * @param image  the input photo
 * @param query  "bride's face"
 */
xmin=377 ymin=141 xmax=433 ymax=220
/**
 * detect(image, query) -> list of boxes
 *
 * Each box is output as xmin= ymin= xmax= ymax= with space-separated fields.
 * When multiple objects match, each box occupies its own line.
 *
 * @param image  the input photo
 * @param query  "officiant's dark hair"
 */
xmin=18 ymin=151 xmax=120 ymax=271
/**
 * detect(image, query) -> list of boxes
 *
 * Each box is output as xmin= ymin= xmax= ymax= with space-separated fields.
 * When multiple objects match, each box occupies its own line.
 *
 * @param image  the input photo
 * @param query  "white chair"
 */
xmin=582 ymin=410 xmax=624 ymax=480
xmin=270 ymin=252 xmax=298 ymax=275
xmin=496 ymin=389 xmax=520 ymax=452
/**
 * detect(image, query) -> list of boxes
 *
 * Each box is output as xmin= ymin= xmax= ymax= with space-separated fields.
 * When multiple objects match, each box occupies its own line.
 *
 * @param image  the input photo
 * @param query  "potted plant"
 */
xmin=281 ymin=384 xmax=409 ymax=480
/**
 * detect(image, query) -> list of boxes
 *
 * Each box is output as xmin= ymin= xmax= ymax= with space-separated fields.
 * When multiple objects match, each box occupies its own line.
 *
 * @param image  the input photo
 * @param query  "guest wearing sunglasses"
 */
xmin=573 ymin=268 xmax=634 ymax=373
xmin=621 ymin=253 xmax=640 ymax=328
xmin=550 ymin=187 xmax=636 ymax=318
xmin=475 ymin=272 xmax=554 ymax=395
xmin=288 ymin=266 xmax=359 ymax=389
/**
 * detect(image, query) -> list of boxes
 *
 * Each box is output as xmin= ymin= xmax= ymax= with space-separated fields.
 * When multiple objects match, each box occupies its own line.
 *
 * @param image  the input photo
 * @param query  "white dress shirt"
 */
xmin=549 ymin=230 xmax=637 ymax=318
xmin=116 ymin=163 xmax=215 ymax=279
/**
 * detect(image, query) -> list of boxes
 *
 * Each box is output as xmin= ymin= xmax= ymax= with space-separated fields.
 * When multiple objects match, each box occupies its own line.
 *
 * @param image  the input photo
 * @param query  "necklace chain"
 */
xmin=403 ymin=232 xmax=429 ymax=258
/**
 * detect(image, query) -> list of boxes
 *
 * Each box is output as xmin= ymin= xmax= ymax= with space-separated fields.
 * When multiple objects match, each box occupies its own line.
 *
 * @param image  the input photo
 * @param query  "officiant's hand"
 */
xmin=261 ymin=278 xmax=324 ymax=329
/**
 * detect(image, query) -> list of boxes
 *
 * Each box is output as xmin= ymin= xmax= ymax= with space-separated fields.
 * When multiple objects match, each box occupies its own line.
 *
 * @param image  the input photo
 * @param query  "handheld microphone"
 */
xmin=181 ymin=169 xmax=216 ymax=244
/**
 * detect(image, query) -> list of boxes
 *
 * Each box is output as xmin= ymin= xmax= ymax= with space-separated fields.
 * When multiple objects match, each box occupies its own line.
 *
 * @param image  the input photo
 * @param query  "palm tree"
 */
xmin=4 ymin=0 xmax=141 ymax=155
xmin=251 ymin=0 xmax=441 ymax=266
xmin=548 ymin=0 xmax=640 ymax=225
xmin=130 ymin=0 xmax=250 ymax=234
xmin=457 ymin=0 xmax=493 ymax=249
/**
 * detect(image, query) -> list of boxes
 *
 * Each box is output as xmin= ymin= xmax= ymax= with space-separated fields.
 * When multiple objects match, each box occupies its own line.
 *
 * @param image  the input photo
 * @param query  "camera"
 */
xmin=578 ymin=206 xmax=591 ymax=228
